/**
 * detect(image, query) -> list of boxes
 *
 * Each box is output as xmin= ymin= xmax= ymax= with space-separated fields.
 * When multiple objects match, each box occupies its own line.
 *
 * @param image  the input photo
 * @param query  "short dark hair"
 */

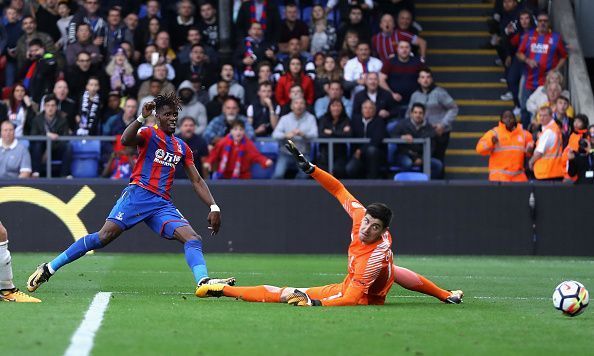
xmin=179 ymin=116 xmax=196 ymax=126
xmin=44 ymin=94 xmax=58 ymax=105
xmin=411 ymin=102 xmax=426 ymax=113
xmin=258 ymin=81 xmax=272 ymax=90
xmin=574 ymin=114 xmax=590 ymax=127
xmin=419 ymin=67 xmax=432 ymax=76
xmin=28 ymin=38 xmax=44 ymax=48
xmin=366 ymin=203 xmax=393 ymax=229
xmin=230 ymin=119 xmax=246 ymax=130
xmin=223 ymin=96 xmax=240 ymax=107
xmin=154 ymin=92 xmax=182 ymax=112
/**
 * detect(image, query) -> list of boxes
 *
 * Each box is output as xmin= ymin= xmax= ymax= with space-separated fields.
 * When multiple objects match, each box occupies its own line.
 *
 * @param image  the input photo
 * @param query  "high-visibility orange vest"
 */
xmin=561 ymin=129 xmax=587 ymax=182
xmin=534 ymin=121 xmax=565 ymax=179
xmin=476 ymin=122 xmax=533 ymax=182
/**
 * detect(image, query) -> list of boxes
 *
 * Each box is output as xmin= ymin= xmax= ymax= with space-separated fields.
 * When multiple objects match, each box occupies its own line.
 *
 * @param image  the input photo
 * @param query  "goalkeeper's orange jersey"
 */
xmin=310 ymin=168 xmax=394 ymax=306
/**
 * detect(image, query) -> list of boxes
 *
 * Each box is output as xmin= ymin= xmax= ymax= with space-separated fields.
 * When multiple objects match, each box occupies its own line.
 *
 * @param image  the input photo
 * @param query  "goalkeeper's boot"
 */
xmin=27 ymin=263 xmax=52 ymax=292
xmin=195 ymin=283 xmax=226 ymax=298
xmin=444 ymin=290 xmax=464 ymax=304
xmin=197 ymin=277 xmax=236 ymax=286
xmin=1 ymin=288 xmax=41 ymax=302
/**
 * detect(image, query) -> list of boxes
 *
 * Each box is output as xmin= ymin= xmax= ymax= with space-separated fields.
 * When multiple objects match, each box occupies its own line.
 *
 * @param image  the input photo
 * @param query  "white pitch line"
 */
xmin=64 ymin=292 xmax=112 ymax=356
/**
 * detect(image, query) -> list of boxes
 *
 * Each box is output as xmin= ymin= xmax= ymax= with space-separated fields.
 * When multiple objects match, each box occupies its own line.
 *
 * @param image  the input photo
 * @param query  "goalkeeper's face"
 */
xmin=359 ymin=214 xmax=386 ymax=244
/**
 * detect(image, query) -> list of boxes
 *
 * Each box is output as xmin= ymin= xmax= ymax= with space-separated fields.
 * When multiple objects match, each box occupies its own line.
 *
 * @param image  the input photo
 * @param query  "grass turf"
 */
xmin=2 ymin=253 xmax=593 ymax=355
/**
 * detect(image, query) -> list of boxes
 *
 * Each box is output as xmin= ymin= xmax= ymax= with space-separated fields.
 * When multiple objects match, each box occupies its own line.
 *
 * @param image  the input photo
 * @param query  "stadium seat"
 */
xmin=251 ymin=162 xmax=275 ymax=179
xmin=70 ymin=140 xmax=101 ymax=178
xmin=394 ymin=172 xmax=429 ymax=182
xmin=255 ymin=141 xmax=279 ymax=159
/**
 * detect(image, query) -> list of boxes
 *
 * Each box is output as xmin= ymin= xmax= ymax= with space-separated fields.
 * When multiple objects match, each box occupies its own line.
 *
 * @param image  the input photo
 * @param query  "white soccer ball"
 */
xmin=552 ymin=280 xmax=589 ymax=317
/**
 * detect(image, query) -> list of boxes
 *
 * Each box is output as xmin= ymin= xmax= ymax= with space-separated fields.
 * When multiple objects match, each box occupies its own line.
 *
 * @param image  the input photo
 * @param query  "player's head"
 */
xmin=360 ymin=203 xmax=393 ymax=244
xmin=154 ymin=92 xmax=181 ymax=135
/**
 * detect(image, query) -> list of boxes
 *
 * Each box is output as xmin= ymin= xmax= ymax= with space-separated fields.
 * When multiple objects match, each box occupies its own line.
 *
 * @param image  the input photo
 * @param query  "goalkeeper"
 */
xmin=196 ymin=140 xmax=463 ymax=306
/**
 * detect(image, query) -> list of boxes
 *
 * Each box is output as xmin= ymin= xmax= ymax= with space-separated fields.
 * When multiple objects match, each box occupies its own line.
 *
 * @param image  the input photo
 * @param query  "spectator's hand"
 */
xmin=76 ymin=128 xmax=89 ymax=136
xmin=392 ymin=92 xmax=402 ymax=102
xmin=505 ymin=56 xmax=512 ymax=68
xmin=378 ymin=109 xmax=390 ymax=118
xmin=207 ymin=144 xmax=214 ymax=152
xmin=203 ymin=162 xmax=212 ymax=172
xmin=285 ymin=131 xmax=295 ymax=139
xmin=401 ymin=134 xmax=413 ymax=143
xmin=354 ymin=148 xmax=362 ymax=160
xmin=414 ymin=158 xmax=422 ymax=166
xmin=323 ymin=128 xmax=333 ymax=135
xmin=357 ymin=74 xmax=366 ymax=85
xmin=93 ymin=36 xmax=104 ymax=46
xmin=47 ymin=132 xmax=59 ymax=140
xmin=343 ymin=126 xmax=351 ymax=133
xmin=526 ymin=141 xmax=535 ymax=153
xmin=23 ymin=95 xmax=32 ymax=107
xmin=265 ymin=159 xmax=273 ymax=167
xmin=491 ymin=135 xmax=499 ymax=145
xmin=292 ymin=129 xmax=303 ymax=137
xmin=526 ymin=58 xmax=538 ymax=68
xmin=142 ymin=101 xmax=156 ymax=118
xmin=262 ymin=97 xmax=273 ymax=108
xmin=568 ymin=149 xmax=575 ymax=160
xmin=7 ymin=48 xmax=16 ymax=58
xmin=254 ymin=124 xmax=267 ymax=135
xmin=434 ymin=124 xmax=445 ymax=136
xmin=265 ymin=49 xmax=275 ymax=59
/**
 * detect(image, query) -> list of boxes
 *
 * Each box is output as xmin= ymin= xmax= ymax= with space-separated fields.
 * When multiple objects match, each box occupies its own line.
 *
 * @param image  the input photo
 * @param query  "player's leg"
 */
xmin=393 ymin=265 xmax=463 ymax=304
xmin=197 ymin=284 xmax=288 ymax=302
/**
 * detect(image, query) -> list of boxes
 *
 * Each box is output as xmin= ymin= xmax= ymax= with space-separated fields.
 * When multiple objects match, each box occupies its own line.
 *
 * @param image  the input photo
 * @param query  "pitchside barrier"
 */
xmin=0 ymin=180 xmax=592 ymax=256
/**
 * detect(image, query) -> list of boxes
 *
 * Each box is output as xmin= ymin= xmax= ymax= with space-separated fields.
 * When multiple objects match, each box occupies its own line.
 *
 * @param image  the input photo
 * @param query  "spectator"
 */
xmin=247 ymin=81 xmax=279 ymax=137
xmin=407 ymin=68 xmax=458 ymax=164
xmin=65 ymin=51 xmax=102 ymax=105
xmin=197 ymin=1 xmax=219 ymax=50
xmin=527 ymin=80 xmax=574 ymax=128
xmin=101 ymin=92 xmax=122 ymax=127
xmin=203 ymin=97 xmax=254 ymax=146
xmin=314 ymin=55 xmax=343 ymax=99
xmin=529 ymin=106 xmax=564 ymax=180
xmin=204 ymin=119 xmax=272 ymax=179
xmin=176 ymin=28 xmax=218 ymax=67
xmin=309 ymin=4 xmax=337 ymax=55
xmin=279 ymin=83 xmax=309 ymax=116
xmin=379 ymin=41 xmax=424 ymax=117
xmin=33 ymin=0 xmax=60 ymax=43
xmin=314 ymin=80 xmax=352 ymax=119
xmin=76 ymin=76 xmax=101 ymax=136
xmin=346 ymin=99 xmax=387 ymax=179
xmin=476 ymin=109 xmax=534 ymax=182
xmin=101 ymin=137 xmax=137 ymax=179
xmin=29 ymin=94 xmax=71 ymax=177
xmin=122 ymin=13 xmax=139 ymax=58
xmin=103 ymin=97 xmax=137 ymax=136
xmin=326 ymin=0 xmax=374 ymax=23
xmin=567 ymin=125 xmax=594 ymax=185
xmin=395 ymin=9 xmax=427 ymax=60
xmin=154 ymin=30 xmax=176 ymax=64
xmin=18 ymin=38 xmax=57 ymax=106
xmin=189 ymin=74 xmax=210 ymax=106
xmin=137 ymin=78 xmax=162 ymax=116
xmin=100 ymin=7 xmax=127 ymax=56
xmin=372 ymin=14 xmax=399 ymax=62
xmin=272 ymin=97 xmax=318 ymax=179
xmin=234 ymin=22 xmax=276 ymax=80
xmin=340 ymin=29 xmax=359 ymax=59
xmin=317 ymin=98 xmax=352 ymax=178
xmin=169 ymin=0 xmax=196 ymax=50
xmin=3 ymin=7 xmax=23 ymax=86
xmin=138 ymin=0 xmax=165 ymax=35
xmin=137 ymin=63 xmax=175 ymax=99
xmin=3 ymin=83 xmax=35 ymax=137
xmin=517 ymin=11 xmax=567 ymax=128
xmin=15 ymin=16 xmax=56 ymax=73
xmin=273 ymin=37 xmax=315 ymax=80
xmin=177 ymin=80 xmax=208 ymax=135
xmin=235 ymin=0 xmax=281 ymax=44
xmin=553 ymin=95 xmax=572 ymax=147
xmin=134 ymin=16 xmax=160 ymax=54
xmin=136 ymin=44 xmax=176 ymax=82
xmin=208 ymin=63 xmax=245 ymax=104
xmin=336 ymin=5 xmax=371 ymax=50
xmin=392 ymin=103 xmax=444 ymax=179
xmin=275 ymin=56 xmax=315 ymax=106
xmin=376 ymin=0 xmax=416 ymax=19
xmin=278 ymin=4 xmax=309 ymax=54
xmin=0 ymin=120 xmax=32 ymax=179
xmin=343 ymin=42 xmax=383 ymax=97
xmin=175 ymin=116 xmax=209 ymax=179
xmin=40 ymin=80 xmax=77 ymax=133
xmin=352 ymin=72 xmax=398 ymax=121
xmin=244 ymin=61 xmax=274 ymax=106
xmin=105 ymin=47 xmax=135 ymax=96
xmin=561 ymin=114 xmax=589 ymax=183
xmin=56 ymin=1 xmax=74 ymax=51
xmin=68 ymin=0 xmax=106 ymax=45
xmin=65 ymin=23 xmax=103 ymax=66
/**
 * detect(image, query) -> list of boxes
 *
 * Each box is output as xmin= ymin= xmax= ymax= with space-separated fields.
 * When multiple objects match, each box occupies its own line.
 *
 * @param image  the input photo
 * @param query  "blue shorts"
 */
xmin=107 ymin=185 xmax=189 ymax=239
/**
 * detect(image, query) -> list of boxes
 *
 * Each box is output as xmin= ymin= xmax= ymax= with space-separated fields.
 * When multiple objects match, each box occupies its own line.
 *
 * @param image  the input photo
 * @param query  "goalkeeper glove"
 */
xmin=285 ymin=140 xmax=315 ymax=174
xmin=286 ymin=290 xmax=322 ymax=306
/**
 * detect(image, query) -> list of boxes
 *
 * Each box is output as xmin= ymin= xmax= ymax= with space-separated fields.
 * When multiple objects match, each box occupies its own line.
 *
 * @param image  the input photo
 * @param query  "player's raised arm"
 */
xmin=184 ymin=162 xmax=221 ymax=235
xmin=121 ymin=101 xmax=154 ymax=146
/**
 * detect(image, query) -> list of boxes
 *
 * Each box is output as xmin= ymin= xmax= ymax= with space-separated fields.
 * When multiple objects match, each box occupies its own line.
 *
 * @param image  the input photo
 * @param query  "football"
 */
xmin=552 ymin=281 xmax=589 ymax=317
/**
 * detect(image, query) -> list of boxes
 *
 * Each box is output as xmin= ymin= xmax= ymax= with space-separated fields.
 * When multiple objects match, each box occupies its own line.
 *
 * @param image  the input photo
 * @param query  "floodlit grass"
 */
xmin=3 ymin=254 xmax=593 ymax=355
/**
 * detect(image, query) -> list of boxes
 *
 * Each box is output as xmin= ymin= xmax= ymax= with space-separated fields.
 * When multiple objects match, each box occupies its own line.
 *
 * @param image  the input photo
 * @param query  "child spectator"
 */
xmin=76 ymin=76 xmax=101 ymax=136
xmin=101 ymin=135 xmax=137 ymax=179
xmin=105 ymin=48 xmax=135 ymax=96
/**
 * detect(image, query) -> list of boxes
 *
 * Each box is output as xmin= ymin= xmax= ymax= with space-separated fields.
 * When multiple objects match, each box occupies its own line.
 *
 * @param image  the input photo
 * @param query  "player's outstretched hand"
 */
xmin=285 ymin=140 xmax=315 ymax=174
xmin=207 ymin=211 xmax=221 ymax=236
xmin=142 ymin=101 xmax=156 ymax=118
xmin=286 ymin=290 xmax=321 ymax=306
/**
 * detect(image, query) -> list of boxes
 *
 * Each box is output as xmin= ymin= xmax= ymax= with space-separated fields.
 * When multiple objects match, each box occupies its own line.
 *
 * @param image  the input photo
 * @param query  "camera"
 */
xmin=578 ymin=138 xmax=589 ymax=153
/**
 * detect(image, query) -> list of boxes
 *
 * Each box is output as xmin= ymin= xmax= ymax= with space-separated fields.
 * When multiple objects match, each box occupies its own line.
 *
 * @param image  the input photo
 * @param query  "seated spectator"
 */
xmin=243 ymin=61 xmax=274 ymax=107
xmin=154 ymin=30 xmax=176 ymax=64
xmin=169 ymin=0 xmax=196 ymax=50
xmin=372 ymin=14 xmax=399 ymax=63
xmin=336 ymin=5 xmax=371 ymax=50
xmin=204 ymin=119 xmax=272 ymax=179
xmin=189 ymin=74 xmax=210 ymax=105
xmin=2 ymin=83 xmax=36 ymax=137
xmin=203 ymin=97 xmax=254 ymax=146
xmin=567 ymin=125 xmax=594 ymax=184
xmin=177 ymin=27 xmax=218 ymax=66
xmin=137 ymin=63 xmax=175 ymax=99
xmin=275 ymin=56 xmax=315 ymax=107
xmin=175 ymin=117 xmax=209 ymax=179
xmin=65 ymin=23 xmax=103 ymax=66
xmin=340 ymin=30 xmax=360 ymax=59
xmin=309 ymin=5 xmax=337 ymax=55
xmin=122 ymin=13 xmax=140 ymax=61
xmin=138 ymin=78 xmax=162 ymax=116
xmin=314 ymin=80 xmax=352 ymax=119
xmin=101 ymin=92 xmax=122 ymax=127
xmin=352 ymin=72 xmax=398 ymax=121
xmin=175 ymin=43 xmax=217 ymax=88
xmin=65 ymin=51 xmax=103 ymax=106
xmin=273 ymin=38 xmax=315 ymax=80
xmin=393 ymin=103 xmax=446 ymax=179
xmin=247 ymin=81 xmax=280 ymax=137
xmin=279 ymin=84 xmax=310 ymax=117
xmin=101 ymin=7 xmax=127 ymax=57
xmin=17 ymin=38 xmax=57 ymax=106
xmin=0 ymin=121 xmax=32 ymax=179
xmin=395 ymin=9 xmax=427 ymax=61
xmin=4 ymin=7 xmax=24 ymax=87
xmin=76 ymin=76 xmax=101 ymax=136
xmin=327 ymin=0 xmax=374 ymax=22
xmin=206 ymin=80 xmax=230 ymax=119
xmin=135 ymin=16 xmax=160 ymax=54
xmin=104 ymin=48 xmax=135 ymax=96
xmin=272 ymin=97 xmax=318 ymax=179
xmin=136 ymin=44 xmax=176 ymax=82
xmin=68 ymin=0 xmax=107 ymax=45
xmin=562 ymin=114 xmax=590 ymax=182
xmin=101 ymin=135 xmax=137 ymax=179
xmin=317 ymin=99 xmax=352 ymax=178
xmin=346 ymin=100 xmax=387 ymax=179
xmin=197 ymin=1 xmax=219 ymax=50
xmin=177 ymin=80 xmax=208 ymax=135
xmin=314 ymin=55 xmax=343 ymax=99
xmin=235 ymin=0 xmax=281 ymax=44
xmin=208 ymin=63 xmax=245 ymax=104
xmin=103 ymin=97 xmax=137 ymax=136
xmin=29 ymin=94 xmax=71 ymax=177
xmin=15 ymin=15 xmax=56 ymax=74
xmin=233 ymin=22 xmax=276 ymax=81
xmin=278 ymin=4 xmax=309 ymax=54
xmin=40 ymin=80 xmax=77 ymax=133
xmin=343 ymin=42 xmax=383 ymax=97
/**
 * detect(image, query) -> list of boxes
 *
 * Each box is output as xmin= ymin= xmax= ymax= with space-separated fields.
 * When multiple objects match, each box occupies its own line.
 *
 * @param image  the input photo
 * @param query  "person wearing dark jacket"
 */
xmin=17 ymin=39 xmax=57 ymax=106
xmin=568 ymin=125 xmax=594 ymax=185
xmin=352 ymin=72 xmax=398 ymax=121
xmin=346 ymin=99 xmax=388 ymax=178
xmin=318 ymin=99 xmax=352 ymax=178
xmin=235 ymin=0 xmax=282 ymax=45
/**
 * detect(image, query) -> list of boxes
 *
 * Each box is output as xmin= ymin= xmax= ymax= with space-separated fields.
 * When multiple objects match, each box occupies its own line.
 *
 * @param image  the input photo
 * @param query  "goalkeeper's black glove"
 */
xmin=285 ymin=139 xmax=315 ymax=174
xmin=286 ymin=290 xmax=322 ymax=306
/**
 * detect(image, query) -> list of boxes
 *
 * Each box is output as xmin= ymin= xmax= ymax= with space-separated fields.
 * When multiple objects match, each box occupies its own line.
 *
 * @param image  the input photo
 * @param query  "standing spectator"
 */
xmin=567 ymin=123 xmax=594 ymax=184
xmin=3 ymin=82 xmax=35 ymax=137
xmin=169 ymin=0 xmax=195 ymax=50
xmin=204 ymin=119 xmax=272 ymax=179
xmin=204 ymin=97 xmax=254 ymax=146
xmin=103 ymin=97 xmax=137 ymax=136
xmin=314 ymin=80 xmax=352 ymax=119
xmin=309 ymin=4 xmax=336 ymax=55
xmin=15 ymin=16 xmax=55 ymax=73
xmin=346 ymin=99 xmax=387 ymax=179
xmin=233 ymin=22 xmax=276 ymax=80
xmin=317 ymin=99 xmax=351 ymax=178
xmin=175 ymin=117 xmax=209 ymax=179
xmin=100 ymin=7 xmax=127 ymax=56
xmin=0 ymin=120 xmax=31 ymax=179
xmin=65 ymin=51 xmax=101 ymax=105
xmin=176 ymin=28 xmax=218 ymax=67
xmin=352 ymin=72 xmax=398 ymax=121
xmin=235 ymin=0 xmax=282 ymax=44
xmin=343 ymin=42 xmax=383 ymax=97
xmin=33 ymin=0 xmax=60 ymax=43
xmin=56 ymin=1 xmax=74 ymax=51
xmin=476 ymin=109 xmax=534 ymax=182
xmin=407 ymin=68 xmax=458 ymax=164
xmin=326 ymin=0 xmax=374 ymax=23
xmin=76 ymin=76 xmax=101 ymax=136
xmin=314 ymin=55 xmax=343 ymax=99
xmin=529 ymin=106 xmax=564 ymax=180
xmin=18 ymin=38 xmax=57 ymax=106
xmin=105 ymin=47 xmax=135 ymax=96
xmin=137 ymin=63 xmax=175 ymax=99
xmin=197 ymin=1 xmax=219 ymax=50
xmin=562 ymin=114 xmax=589 ymax=182
xmin=68 ymin=0 xmax=107 ymax=45
xmin=247 ymin=81 xmax=279 ymax=137
xmin=278 ymin=4 xmax=309 ymax=54
xmin=177 ymin=80 xmax=208 ymax=136
xmin=40 ymin=80 xmax=77 ymax=133
xmin=553 ymin=95 xmax=573 ymax=147
xmin=65 ymin=23 xmax=103 ymax=66
xmin=243 ymin=61 xmax=274 ymax=106
xmin=206 ymin=80 xmax=230 ymax=119
xmin=3 ymin=7 xmax=23 ymax=87
xmin=516 ymin=11 xmax=567 ymax=128
xmin=395 ymin=9 xmax=427 ymax=61
xmin=372 ymin=13 xmax=399 ymax=63
xmin=208 ymin=63 xmax=245 ymax=104
xmin=379 ymin=41 xmax=424 ymax=117
xmin=272 ymin=97 xmax=318 ymax=179
xmin=275 ymin=56 xmax=315 ymax=107
xmin=336 ymin=5 xmax=371 ymax=49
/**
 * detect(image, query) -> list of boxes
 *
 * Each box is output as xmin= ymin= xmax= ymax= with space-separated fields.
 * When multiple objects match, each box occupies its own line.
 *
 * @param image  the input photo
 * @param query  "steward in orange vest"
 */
xmin=529 ymin=106 xmax=565 ymax=180
xmin=476 ymin=110 xmax=534 ymax=182
xmin=561 ymin=114 xmax=589 ymax=182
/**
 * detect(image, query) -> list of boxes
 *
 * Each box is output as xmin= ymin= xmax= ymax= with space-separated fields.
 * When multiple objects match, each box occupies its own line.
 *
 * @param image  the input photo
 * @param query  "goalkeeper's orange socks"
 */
xmin=222 ymin=285 xmax=283 ymax=303
xmin=393 ymin=265 xmax=451 ymax=302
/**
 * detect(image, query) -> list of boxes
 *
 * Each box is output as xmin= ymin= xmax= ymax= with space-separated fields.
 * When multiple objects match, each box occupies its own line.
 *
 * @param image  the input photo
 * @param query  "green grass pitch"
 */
xmin=2 ymin=253 xmax=593 ymax=355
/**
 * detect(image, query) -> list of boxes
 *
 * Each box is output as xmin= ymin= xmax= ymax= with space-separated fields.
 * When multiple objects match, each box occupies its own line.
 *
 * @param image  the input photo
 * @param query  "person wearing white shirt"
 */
xmin=343 ymin=42 xmax=382 ymax=98
xmin=529 ymin=106 xmax=564 ymax=180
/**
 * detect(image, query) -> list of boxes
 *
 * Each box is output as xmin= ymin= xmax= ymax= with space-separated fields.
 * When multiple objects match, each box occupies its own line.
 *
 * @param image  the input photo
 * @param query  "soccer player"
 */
xmin=0 ymin=221 xmax=40 ymax=302
xmin=27 ymin=93 xmax=235 ymax=294
xmin=196 ymin=140 xmax=463 ymax=306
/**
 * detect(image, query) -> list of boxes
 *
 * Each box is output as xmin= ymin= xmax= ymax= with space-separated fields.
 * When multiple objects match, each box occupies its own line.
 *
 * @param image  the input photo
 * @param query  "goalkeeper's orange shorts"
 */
xmin=306 ymin=283 xmax=343 ymax=301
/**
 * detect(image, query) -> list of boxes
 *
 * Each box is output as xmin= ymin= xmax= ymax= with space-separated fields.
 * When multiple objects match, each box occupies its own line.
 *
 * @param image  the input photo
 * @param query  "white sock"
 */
xmin=0 ymin=241 xmax=15 ymax=290
xmin=47 ymin=263 xmax=55 ymax=274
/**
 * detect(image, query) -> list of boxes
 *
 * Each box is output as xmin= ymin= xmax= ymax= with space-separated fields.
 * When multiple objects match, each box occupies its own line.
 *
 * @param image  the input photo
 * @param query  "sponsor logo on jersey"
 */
xmin=154 ymin=148 xmax=181 ymax=168
xmin=530 ymin=42 xmax=550 ymax=54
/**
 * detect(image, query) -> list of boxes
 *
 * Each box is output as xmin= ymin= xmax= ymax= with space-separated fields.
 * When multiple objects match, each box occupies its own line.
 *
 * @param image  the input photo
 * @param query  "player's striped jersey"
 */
xmin=518 ymin=29 xmax=567 ymax=90
xmin=129 ymin=126 xmax=194 ymax=200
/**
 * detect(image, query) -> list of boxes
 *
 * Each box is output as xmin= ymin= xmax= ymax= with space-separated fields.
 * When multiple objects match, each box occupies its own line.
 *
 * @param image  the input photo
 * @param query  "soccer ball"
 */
xmin=552 ymin=281 xmax=589 ymax=317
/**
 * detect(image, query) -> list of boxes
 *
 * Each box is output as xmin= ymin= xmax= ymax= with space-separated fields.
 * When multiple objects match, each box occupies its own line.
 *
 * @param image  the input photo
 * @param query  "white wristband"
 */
xmin=210 ymin=204 xmax=220 ymax=213
xmin=136 ymin=115 xmax=146 ymax=124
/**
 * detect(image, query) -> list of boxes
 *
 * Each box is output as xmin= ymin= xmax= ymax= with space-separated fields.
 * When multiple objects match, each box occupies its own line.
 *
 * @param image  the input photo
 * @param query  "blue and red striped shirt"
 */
xmin=518 ymin=29 xmax=567 ymax=90
xmin=130 ymin=126 xmax=194 ymax=200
